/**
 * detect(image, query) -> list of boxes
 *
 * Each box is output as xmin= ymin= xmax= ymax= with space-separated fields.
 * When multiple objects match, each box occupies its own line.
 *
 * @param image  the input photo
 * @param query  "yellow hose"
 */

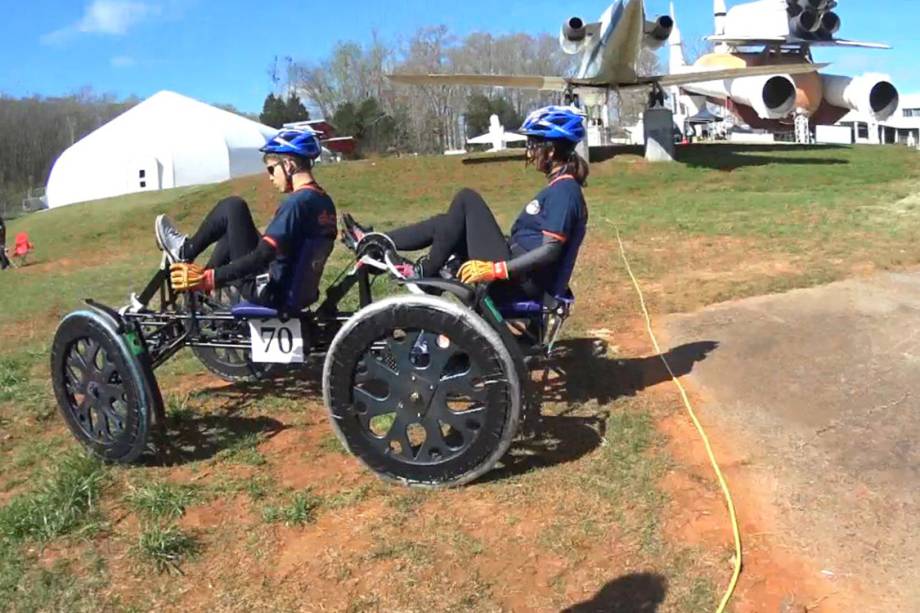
xmin=609 ymin=222 xmax=742 ymax=613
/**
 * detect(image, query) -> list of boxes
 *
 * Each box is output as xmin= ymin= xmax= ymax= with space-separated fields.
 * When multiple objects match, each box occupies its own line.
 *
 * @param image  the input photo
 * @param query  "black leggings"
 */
xmin=389 ymin=189 xmax=511 ymax=277
xmin=182 ymin=196 xmax=261 ymax=269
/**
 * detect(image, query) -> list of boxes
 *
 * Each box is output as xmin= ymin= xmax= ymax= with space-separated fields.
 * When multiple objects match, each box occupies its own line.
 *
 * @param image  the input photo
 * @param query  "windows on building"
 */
xmin=904 ymin=108 xmax=920 ymax=118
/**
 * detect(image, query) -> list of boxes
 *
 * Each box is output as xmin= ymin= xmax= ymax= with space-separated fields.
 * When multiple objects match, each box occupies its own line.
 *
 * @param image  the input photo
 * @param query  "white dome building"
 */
xmin=46 ymin=90 xmax=276 ymax=208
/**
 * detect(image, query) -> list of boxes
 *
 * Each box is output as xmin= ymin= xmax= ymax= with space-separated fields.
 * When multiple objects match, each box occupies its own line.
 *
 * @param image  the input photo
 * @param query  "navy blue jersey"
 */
xmin=510 ymin=175 xmax=588 ymax=294
xmin=263 ymin=186 xmax=337 ymax=300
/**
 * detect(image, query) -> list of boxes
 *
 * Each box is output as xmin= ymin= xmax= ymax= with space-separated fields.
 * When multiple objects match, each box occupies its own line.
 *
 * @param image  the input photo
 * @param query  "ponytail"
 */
xmin=562 ymin=151 xmax=589 ymax=186
xmin=527 ymin=137 xmax=590 ymax=187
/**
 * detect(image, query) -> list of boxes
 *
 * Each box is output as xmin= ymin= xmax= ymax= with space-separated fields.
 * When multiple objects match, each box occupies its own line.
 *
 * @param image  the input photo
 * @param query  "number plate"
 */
xmin=249 ymin=318 xmax=305 ymax=364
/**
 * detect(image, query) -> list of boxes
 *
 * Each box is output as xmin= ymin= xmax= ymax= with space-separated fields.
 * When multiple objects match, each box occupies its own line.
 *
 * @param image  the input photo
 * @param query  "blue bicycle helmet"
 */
xmin=260 ymin=128 xmax=323 ymax=159
xmin=519 ymin=105 xmax=586 ymax=143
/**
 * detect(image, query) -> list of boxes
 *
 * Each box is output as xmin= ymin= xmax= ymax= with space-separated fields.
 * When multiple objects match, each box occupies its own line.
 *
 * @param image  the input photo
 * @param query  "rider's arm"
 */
xmin=212 ymin=239 xmax=277 ymax=286
xmin=506 ymin=234 xmax=564 ymax=277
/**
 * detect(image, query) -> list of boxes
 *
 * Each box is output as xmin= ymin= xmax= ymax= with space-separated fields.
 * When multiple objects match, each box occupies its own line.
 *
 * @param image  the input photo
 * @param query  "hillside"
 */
xmin=2 ymin=144 xmax=919 ymax=611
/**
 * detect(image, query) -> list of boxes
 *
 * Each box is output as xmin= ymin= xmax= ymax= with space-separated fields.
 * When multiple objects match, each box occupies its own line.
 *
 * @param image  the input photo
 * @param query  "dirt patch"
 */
xmin=663 ymin=271 xmax=920 ymax=611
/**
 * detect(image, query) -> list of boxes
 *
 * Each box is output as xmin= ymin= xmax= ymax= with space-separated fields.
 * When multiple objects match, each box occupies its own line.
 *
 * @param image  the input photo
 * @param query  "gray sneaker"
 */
xmin=154 ymin=214 xmax=188 ymax=263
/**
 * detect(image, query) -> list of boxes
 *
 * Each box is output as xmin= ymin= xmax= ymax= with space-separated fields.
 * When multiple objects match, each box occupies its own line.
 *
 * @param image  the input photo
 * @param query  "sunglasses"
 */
xmin=266 ymin=164 xmax=280 ymax=177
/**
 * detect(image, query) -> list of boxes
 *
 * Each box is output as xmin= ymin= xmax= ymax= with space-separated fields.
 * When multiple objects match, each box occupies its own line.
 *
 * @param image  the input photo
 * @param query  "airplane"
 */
xmin=669 ymin=0 xmax=899 ymax=135
xmin=466 ymin=114 xmax=527 ymax=152
xmin=387 ymin=0 xmax=825 ymax=148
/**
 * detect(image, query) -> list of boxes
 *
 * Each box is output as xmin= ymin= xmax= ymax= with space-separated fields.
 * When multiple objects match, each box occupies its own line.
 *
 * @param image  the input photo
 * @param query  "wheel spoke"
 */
xmin=415 ymin=415 xmax=450 ymax=462
xmin=99 ymin=400 xmax=126 ymax=434
xmin=352 ymin=385 xmax=394 ymax=416
xmin=65 ymin=354 xmax=89 ymax=388
xmin=385 ymin=415 xmax=416 ymax=460
xmin=357 ymin=354 xmax=400 ymax=386
xmin=85 ymin=339 xmax=103 ymax=373
xmin=73 ymin=395 xmax=92 ymax=422
xmin=418 ymin=332 xmax=461 ymax=380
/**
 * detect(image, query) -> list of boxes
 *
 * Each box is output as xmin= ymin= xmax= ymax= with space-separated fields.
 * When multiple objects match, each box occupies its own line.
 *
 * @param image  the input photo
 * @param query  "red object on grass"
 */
xmin=12 ymin=232 xmax=33 ymax=261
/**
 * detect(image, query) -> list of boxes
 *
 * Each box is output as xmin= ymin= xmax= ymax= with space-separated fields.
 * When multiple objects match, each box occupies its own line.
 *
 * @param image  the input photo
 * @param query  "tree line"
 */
xmin=0 ymin=92 xmax=138 ymax=217
xmin=280 ymin=27 xmax=576 ymax=156
xmin=0 ymin=25 xmax=662 ymax=213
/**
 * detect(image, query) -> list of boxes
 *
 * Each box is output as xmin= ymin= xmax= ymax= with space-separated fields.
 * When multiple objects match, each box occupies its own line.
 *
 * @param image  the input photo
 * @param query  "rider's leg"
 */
xmin=181 ymin=197 xmax=261 ymax=262
xmin=387 ymin=189 xmax=510 ymax=276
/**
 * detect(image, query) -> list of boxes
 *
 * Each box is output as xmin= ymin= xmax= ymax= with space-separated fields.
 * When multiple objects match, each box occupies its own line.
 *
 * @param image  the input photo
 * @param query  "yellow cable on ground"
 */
xmin=608 ymin=221 xmax=742 ymax=613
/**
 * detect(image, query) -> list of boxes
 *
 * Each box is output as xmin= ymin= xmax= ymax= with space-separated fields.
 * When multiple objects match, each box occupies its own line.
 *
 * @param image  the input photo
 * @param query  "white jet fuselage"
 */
xmin=575 ymin=0 xmax=648 ymax=85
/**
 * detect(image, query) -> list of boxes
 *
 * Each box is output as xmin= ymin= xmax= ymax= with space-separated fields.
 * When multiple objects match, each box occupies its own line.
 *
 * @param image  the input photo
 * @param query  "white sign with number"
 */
xmin=249 ymin=318 xmax=305 ymax=364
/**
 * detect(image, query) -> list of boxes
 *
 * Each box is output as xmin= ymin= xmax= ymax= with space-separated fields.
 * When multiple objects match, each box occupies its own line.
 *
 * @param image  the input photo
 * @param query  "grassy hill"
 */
xmin=1 ymin=144 xmax=919 ymax=611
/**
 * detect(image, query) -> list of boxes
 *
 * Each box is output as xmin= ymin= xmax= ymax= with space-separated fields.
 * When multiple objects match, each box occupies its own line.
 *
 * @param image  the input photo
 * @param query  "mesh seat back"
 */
xmin=282 ymin=237 xmax=334 ymax=312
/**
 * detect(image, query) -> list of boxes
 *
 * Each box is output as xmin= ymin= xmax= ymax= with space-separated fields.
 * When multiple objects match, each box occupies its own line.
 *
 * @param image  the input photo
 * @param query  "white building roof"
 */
xmin=46 ymin=91 xmax=276 ymax=208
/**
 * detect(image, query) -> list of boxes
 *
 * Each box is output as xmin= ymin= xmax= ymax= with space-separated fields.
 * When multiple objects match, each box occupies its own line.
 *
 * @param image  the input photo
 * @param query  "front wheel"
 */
xmin=51 ymin=310 xmax=155 ymax=463
xmin=323 ymin=295 xmax=521 ymax=487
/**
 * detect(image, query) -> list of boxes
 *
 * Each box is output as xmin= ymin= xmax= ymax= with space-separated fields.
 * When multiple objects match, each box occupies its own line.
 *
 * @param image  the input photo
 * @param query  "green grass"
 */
xmin=126 ymin=481 xmax=200 ymax=521
xmin=134 ymin=524 xmax=199 ymax=573
xmin=0 ymin=451 xmax=106 ymax=543
xmin=262 ymin=488 xmax=322 ymax=526
xmin=1 ymin=145 xmax=919 ymax=609
xmin=216 ymin=432 xmax=267 ymax=466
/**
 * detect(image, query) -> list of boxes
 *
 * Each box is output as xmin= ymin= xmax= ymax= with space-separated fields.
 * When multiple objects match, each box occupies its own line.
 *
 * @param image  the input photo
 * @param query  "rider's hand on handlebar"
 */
xmin=458 ymin=260 xmax=508 ymax=284
xmin=170 ymin=263 xmax=215 ymax=293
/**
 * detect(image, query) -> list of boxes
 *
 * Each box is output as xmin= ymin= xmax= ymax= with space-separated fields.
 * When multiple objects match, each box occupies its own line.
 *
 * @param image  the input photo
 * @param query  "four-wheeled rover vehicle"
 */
xmin=50 ymin=236 xmax=576 ymax=487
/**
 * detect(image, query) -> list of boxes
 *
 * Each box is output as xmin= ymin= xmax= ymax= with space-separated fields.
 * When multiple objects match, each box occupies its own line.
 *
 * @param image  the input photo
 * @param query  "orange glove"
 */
xmin=458 ymin=260 xmax=509 ymax=284
xmin=170 ymin=263 xmax=215 ymax=293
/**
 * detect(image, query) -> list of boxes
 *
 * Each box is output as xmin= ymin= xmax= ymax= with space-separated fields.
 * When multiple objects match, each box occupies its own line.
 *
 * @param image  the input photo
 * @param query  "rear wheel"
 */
xmin=191 ymin=286 xmax=276 ymax=382
xmin=51 ymin=311 xmax=154 ymax=463
xmin=323 ymin=295 xmax=520 ymax=487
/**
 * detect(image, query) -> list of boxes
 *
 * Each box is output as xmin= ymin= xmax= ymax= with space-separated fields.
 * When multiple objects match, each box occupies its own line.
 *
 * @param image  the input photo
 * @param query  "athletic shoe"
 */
xmin=341 ymin=212 xmax=373 ymax=252
xmin=154 ymin=214 xmax=188 ymax=263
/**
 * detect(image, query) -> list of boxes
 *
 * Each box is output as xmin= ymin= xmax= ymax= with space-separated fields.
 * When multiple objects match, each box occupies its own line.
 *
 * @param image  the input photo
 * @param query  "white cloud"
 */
xmin=110 ymin=55 xmax=137 ymax=68
xmin=42 ymin=1 xmax=161 ymax=45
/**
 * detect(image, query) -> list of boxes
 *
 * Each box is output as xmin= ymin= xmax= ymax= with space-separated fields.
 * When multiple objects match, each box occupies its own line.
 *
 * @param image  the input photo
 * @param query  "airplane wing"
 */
xmin=389 ymin=63 xmax=826 ymax=92
xmin=707 ymin=35 xmax=891 ymax=49
xmin=617 ymin=62 xmax=829 ymax=89
xmin=387 ymin=74 xmax=567 ymax=91
xmin=466 ymin=132 xmax=527 ymax=145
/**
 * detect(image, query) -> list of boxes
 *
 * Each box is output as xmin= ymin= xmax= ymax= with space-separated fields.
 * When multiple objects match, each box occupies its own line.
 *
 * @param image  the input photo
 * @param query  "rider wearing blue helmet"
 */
xmin=155 ymin=128 xmax=337 ymax=306
xmin=343 ymin=105 xmax=588 ymax=299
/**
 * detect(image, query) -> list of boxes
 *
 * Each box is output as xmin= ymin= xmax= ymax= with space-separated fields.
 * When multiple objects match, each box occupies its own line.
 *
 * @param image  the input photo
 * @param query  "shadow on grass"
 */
xmin=484 ymin=338 xmax=718 ymax=481
xmin=149 ymin=413 xmax=288 ymax=467
xmin=590 ymin=143 xmax=850 ymax=171
xmin=147 ymin=339 xmax=715 ymax=472
xmin=542 ymin=338 xmax=719 ymax=406
xmin=562 ymin=572 xmax=667 ymax=612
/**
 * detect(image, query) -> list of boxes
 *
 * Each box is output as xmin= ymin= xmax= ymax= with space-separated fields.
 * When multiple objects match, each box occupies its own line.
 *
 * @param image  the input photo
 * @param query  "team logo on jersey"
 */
xmin=525 ymin=200 xmax=541 ymax=215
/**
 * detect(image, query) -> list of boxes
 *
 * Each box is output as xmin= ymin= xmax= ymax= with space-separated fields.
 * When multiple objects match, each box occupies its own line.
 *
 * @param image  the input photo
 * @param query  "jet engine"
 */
xmin=560 ymin=17 xmax=588 ymax=55
xmin=685 ymin=74 xmax=798 ymax=120
xmin=787 ymin=0 xmax=841 ymax=40
xmin=643 ymin=15 xmax=674 ymax=51
xmin=821 ymin=74 xmax=900 ymax=121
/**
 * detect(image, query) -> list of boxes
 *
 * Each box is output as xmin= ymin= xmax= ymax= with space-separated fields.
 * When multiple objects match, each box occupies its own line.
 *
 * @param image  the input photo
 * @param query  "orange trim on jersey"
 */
xmin=294 ymin=182 xmax=326 ymax=194
xmin=543 ymin=230 xmax=567 ymax=243
xmin=261 ymin=235 xmax=279 ymax=250
xmin=549 ymin=174 xmax=576 ymax=186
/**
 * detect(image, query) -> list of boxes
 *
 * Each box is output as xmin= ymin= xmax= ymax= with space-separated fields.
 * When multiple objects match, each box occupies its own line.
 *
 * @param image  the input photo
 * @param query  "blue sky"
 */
xmin=1 ymin=0 xmax=916 ymax=113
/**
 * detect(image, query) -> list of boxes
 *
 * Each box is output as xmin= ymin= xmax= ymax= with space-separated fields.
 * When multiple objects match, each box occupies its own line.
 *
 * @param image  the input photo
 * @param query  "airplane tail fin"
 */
xmin=669 ymin=2 xmax=687 ymax=71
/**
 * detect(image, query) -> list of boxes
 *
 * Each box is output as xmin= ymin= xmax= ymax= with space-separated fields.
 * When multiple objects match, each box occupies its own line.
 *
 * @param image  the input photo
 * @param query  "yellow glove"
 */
xmin=170 ymin=263 xmax=215 ymax=293
xmin=458 ymin=260 xmax=509 ymax=284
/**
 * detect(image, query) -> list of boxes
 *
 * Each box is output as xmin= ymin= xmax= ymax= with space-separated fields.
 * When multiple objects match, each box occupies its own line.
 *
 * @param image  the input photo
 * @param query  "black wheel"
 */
xmin=51 ymin=310 xmax=154 ymax=463
xmin=191 ymin=286 xmax=276 ymax=382
xmin=323 ymin=295 xmax=521 ymax=487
